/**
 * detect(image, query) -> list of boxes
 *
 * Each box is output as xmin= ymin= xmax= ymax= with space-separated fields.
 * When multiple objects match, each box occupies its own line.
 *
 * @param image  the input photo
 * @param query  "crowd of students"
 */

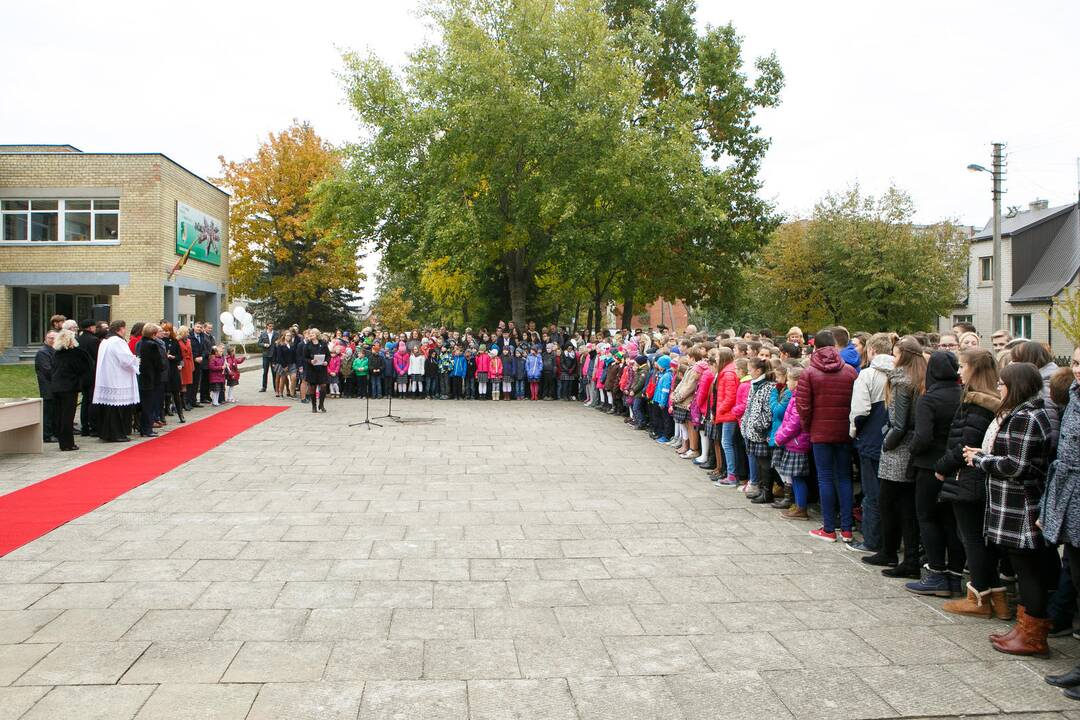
xmin=34 ymin=315 xmax=245 ymax=449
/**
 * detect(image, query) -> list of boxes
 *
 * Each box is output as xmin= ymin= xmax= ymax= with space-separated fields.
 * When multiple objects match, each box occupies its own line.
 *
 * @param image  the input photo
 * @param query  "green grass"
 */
xmin=0 ymin=365 xmax=40 ymax=398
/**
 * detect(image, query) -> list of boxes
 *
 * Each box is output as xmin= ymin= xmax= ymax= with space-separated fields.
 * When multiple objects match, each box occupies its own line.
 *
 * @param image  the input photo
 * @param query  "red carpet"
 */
xmin=0 ymin=405 xmax=287 ymax=556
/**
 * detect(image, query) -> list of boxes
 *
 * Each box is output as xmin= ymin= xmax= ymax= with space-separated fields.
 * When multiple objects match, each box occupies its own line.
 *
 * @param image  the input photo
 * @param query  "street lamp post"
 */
xmin=967 ymin=142 xmax=1006 ymax=334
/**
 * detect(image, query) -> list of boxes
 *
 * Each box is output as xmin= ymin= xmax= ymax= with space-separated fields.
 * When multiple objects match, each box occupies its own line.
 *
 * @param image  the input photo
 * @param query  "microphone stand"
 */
xmin=348 ymin=391 xmax=382 ymax=429
xmin=372 ymin=373 xmax=400 ymax=422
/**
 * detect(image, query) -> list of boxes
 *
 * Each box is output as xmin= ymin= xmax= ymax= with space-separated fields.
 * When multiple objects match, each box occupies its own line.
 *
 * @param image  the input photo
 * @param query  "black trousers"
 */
xmin=97 ymin=404 xmax=129 ymax=442
xmin=1004 ymin=545 xmax=1061 ymax=618
xmin=261 ymin=356 xmax=274 ymax=390
xmin=880 ymin=479 xmax=919 ymax=565
xmin=952 ymin=500 xmax=1001 ymax=590
xmin=139 ymin=388 xmax=158 ymax=435
xmin=41 ymin=397 xmax=56 ymax=440
xmin=55 ymin=391 xmax=78 ymax=449
xmin=914 ymin=468 xmax=965 ymax=573
xmin=450 ymin=377 xmax=463 ymax=399
xmin=80 ymin=385 xmax=97 ymax=435
xmin=199 ymin=365 xmax=211 ymax=403
xmin=541 ymin=372 xmax=555 ymax=398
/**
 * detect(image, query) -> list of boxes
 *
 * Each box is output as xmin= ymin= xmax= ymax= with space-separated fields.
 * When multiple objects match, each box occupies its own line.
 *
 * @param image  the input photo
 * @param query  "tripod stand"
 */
xmin=348 ymin=392 xmax=382 ymax=429
xmin=372 ymin=383 xmax=401 ymax=422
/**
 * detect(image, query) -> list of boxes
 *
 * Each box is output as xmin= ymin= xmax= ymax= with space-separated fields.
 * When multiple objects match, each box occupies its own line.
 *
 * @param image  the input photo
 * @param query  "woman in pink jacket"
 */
xmin=693 ymin=351 xmax=717 ymax=466
xmin=710 ymin=348 xmax=740 ymax=485
xmin=393 ymin=346 xmax=410 ymax=397
xmin=772 ymin=365 xmax=812 ymax=520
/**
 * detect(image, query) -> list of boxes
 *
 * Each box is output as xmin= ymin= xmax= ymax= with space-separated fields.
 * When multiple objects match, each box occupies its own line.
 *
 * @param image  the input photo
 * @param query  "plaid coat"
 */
xmin=978 ymin=397 xmax=1057 ymax=550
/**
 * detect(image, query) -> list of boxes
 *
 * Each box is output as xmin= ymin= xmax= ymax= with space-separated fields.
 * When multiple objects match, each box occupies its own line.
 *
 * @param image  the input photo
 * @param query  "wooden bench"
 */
xmin=0 ymin=398 xmax=43 ymax=454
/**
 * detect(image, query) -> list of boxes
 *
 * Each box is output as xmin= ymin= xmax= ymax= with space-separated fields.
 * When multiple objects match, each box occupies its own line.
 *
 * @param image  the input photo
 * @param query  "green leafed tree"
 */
xmin=753 ymin=186 xmax=970 ymax=333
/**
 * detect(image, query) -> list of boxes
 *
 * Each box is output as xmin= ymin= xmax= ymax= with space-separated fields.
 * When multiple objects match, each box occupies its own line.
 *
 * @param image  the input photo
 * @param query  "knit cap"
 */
xmin=657 ymin=355 xmax=672 ymax=370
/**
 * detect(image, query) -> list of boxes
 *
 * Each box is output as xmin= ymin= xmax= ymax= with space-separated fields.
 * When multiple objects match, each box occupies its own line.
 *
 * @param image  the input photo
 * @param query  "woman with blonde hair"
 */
xmin=51 ymin=329 xmax=91 ymax=451
xmin=959 ymin=332 xmax=981 ymax=351
xmin=177 ymin=325 xmax=194 ymax=410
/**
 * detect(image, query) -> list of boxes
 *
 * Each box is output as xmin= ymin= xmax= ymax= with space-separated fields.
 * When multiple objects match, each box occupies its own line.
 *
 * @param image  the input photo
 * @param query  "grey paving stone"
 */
xmin=134 ymin=683 xmax=259 ymax=720
xmin=29 ymin=582 xmax=133 ymax=609
xmin=0 ymin=686 xmax=50 ymax=720
xmin=353 ymin=581 xmax=433 ymax=608
xmin=212 ymin=607 xmax=309 ymax=641
xmin=21 ymin=684 xmax=154 ymax=720
xmin=568 ymin=676 xmax=687 ymax=720
xmin=247 ymin=682 xmax=366 ymax=720
xmin=274 ymin=581 xmax=358 ymax=608
xmin=943 ymin=660 xmax=1078 ymax=712
xmin=931 ymin=621 xmax=1017 ymax=661
xmin=359 ymin=680 xmax=467 ymax=720
xmin=856 ymin=663 xmax=1000 ymax=716
xmin=433 ymin=581 xmax=508 ymax=608
xmin=423 ymin=639 xmax=520 ymax=679
xmin=389 ymin=608 xmax=474 ymax=639
xmin=781 ymin=599 xmax=883 ymax=629
xmin=255 ymin=559 xmax=333 ymax=582
xmin=221 ymin=640 xmax=331 ymax=682
xmin=35 ymin=560 xmax=123 ymax=584
xmin=180 ymin=560 xmax=264 ymax=582
xmin=120 ymin=640 xmax=242 ymax=684
xmin=691 ymin=631 xmax=802 ymax=671
xmin=603 ymin=635 xmax=710 ymax=675
xmin=29 ymin=608 xmax=146 ymax=642
xmin=191 ymin=581 xmax=284 ymax=609
xmin=534 ymin=558 xmax=611 ymax=580
xmin=123 ymin=609 xmax=227 ymax=641
xmin=0 ymin=585 xmax=61 ymax=610
xmin=475 ymin=608 xmax=563 ymax=639
xmin=763 ymin=667 xmax=896 ymax=720
xmin=0 ymin=610 xmax=61 ymax=643
xmin=324 ymin=640 xmax=424 ymax=681
xmin=469 ymin=559 xmax=539 ymax=581
xmin=853 ymin=624 xmax=976 ymax=665
xmin=468 ymin=678 xmax=578 ymax=720
xmin=649 ymin=576 xmax=736 ymax=604
xmin=666 ymin=671 xmax=794 ymax=720
xmin=773 ymin=628 xmax=891 ymax=668
xmin=301 ymin=608 xmax=392 ymax=640
xmin=515 ymin=637 xmax=616 ymax=678
xmin=508 ymin=580 xmax=587 ymax=607
xmin=631 ymin=603 xmax=723 ymax=635
xmin=579 ymin=578 xmax=665 ymax=605
xmin=108 ymin=581 xmax=210 ymax=610
xmin=15 ymin=641 xmax=149 ymax=685
xmin=718 ymin=575 xmax=810 ymax=602
xmin=399 ymin=560 xmax=470 ymax=581
xmin=555 ymin=605 xmax=645 ymax=637
xmin=0 ymin=642 xmax=57 ymax=685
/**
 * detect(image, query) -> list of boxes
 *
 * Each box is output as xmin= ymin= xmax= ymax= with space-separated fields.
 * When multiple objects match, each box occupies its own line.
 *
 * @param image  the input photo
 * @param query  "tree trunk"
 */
xmin=462 ymin=300 xmax=469 ymax=325
xmin=572 ymin=300 xmax=581 ymax=333
xmin=621 ymin=274 xmax=636 ymax=331
xmin=586 ymin=306 xmax=594 ymax=336
xmin=504 ymin=249 xmax=530 ymax=328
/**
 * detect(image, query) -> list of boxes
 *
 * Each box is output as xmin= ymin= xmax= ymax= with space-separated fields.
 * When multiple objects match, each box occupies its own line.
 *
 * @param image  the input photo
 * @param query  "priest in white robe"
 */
xmin=93 ymin=320 xmax=140 ymax=442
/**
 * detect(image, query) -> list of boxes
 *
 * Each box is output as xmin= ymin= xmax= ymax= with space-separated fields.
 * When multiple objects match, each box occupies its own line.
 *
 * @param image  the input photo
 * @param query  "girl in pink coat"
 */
xmin=393 ymin=346 xmax=410 ymax=396
xmin=772 ymin=366 xmax=812 ymax=519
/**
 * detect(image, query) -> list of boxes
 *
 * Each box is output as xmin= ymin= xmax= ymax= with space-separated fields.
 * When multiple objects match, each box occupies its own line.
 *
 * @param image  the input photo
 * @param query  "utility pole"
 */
xmin=991 ymin=142 xmax=1006 ymax=334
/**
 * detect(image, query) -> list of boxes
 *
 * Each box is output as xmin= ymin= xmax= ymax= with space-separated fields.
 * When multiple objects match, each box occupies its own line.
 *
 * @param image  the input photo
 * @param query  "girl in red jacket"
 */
xmin=710 ymin=348 xmax=740 ymax=486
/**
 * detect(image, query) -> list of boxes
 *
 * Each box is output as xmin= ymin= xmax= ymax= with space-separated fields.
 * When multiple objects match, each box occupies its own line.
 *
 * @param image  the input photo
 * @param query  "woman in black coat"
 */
xmin=137 ymin=324 xmax=165 ymax=437
xmin=163 ymin=325 xmax=185 ymax=423
xmin=302 ymin=331 xmax=331 ymax=413
xmin=936 ymin=348 xmax=1005 ymax=618
xmin=905 ymin=351 xmax=965 ymax=596
xmin=50 ymin=330 xmax=92 ymax=451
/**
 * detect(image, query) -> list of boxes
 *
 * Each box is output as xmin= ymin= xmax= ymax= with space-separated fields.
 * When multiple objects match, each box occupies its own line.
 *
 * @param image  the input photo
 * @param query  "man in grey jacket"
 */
xmin=847 ymin=332 xmax=895 ymax=555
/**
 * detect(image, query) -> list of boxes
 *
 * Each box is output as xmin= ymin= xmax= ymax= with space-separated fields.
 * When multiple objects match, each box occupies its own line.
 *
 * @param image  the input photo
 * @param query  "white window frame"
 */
xmin=979 ymin=256 xmax=993 ymax=283
xmin=1009 ymin=313 xmax=1032 ymax=340
xmin=0 ymin=198 xmax=120 ymax=246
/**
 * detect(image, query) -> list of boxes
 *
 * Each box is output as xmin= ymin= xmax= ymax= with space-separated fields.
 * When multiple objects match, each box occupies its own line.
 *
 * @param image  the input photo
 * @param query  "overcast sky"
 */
xmin=3 ymin=0 xmax=1078 ymax=281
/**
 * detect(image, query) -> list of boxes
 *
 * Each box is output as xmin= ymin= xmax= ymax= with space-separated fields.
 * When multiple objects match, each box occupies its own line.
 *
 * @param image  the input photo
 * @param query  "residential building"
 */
xmin=940 ymin=198 xmax=1079 ymax=357
xmin=0 ymin=145 xmax=229 ymax=362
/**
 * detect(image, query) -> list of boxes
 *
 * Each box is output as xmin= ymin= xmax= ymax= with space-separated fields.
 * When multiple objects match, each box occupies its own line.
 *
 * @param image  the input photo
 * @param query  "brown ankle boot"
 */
xmin=989 ymin=587 xmax=1013 ymax=620
xmin=991 ymin=605 xmax=1025 ymax=643
xmin=992 ymin=610 xmax=1051 ymax=657
xmin=942 ymin=583 xmax=992 ymax=619
xmin=781 ymin=506 xmax=809 ymax=520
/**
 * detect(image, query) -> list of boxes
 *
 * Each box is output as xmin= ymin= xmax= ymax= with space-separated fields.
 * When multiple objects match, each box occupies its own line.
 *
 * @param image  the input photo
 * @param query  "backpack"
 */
xmin=644 ymin=371 xmax=658 ymax=400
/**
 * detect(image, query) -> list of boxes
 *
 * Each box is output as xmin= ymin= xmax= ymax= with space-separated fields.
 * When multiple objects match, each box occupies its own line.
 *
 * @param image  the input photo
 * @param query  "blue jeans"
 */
xmin=813 ymin=442 xmax=854 ymax=533
xmin=515 ymin=379 xmax=525 ymax=398
xmin=745 ymin=438 xmax=759 ymax=485
xmin=858 ymin=453 xmax=882 ymax=550
xmin=370 ymin=376 xmax=382 ymax=398
xmin=721 ymin=422 xmax=737 ymax=477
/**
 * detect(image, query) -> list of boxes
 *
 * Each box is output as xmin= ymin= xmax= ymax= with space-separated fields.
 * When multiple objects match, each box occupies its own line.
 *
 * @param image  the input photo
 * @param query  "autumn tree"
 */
xmin=219 ymin=122 xmax=363 ymax=329
xmin=1048 ymin=285 xmax=1080 ymax=348
xmin=754 ymin=186 xmax=969 ymax=333
xmin=368 ymin=286 xmax=414 ymax=332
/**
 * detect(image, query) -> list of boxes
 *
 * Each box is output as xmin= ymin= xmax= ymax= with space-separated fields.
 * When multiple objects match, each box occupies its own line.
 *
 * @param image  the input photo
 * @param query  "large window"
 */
xmin=979 ymin=256 xmax=993 ymax=283
xmin=1009 ymin=314 xmax=1032 ymax=340
xmin=0 ymin=198 xmax=119 ymax=243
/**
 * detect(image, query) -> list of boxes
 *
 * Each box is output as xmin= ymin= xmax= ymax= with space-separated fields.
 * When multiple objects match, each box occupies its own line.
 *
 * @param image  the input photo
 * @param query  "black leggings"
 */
xmin=1003 ymin=545 xmax=1060 ymax=618
xmin=914 ymin=469 xmax=965 ymax=573
xmin=880 ymin=479 xmax=919 ymax=565
xmin=952 ymin=500 xmax=1001 ymax=590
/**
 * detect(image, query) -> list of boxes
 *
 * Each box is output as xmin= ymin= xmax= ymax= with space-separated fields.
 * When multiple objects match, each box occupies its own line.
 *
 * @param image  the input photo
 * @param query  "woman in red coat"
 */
xmin=178 ymin=325 xmax=195 ymax=410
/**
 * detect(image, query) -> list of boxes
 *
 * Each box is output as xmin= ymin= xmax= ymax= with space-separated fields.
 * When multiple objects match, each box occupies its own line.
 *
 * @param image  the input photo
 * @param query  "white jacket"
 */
xmin=849 ymin=353 xmax=894 ymax=437
xmin=408 ymin=353 xmax=426 ymax=375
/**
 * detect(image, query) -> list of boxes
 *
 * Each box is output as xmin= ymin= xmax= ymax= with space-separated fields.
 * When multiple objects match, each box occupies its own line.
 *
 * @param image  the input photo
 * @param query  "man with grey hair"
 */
xmin=35 ymin=331 xmax=58 ymax=443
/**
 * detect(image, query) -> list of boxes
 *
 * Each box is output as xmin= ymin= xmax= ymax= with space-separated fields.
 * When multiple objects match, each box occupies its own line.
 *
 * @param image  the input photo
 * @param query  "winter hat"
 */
xmin=635 ymin=354 xmax=647 ymax=365
xmin=656 ymin=355 xmax=672 ymax=370
xmin=489 ymin=348 xmax=498 ymax=356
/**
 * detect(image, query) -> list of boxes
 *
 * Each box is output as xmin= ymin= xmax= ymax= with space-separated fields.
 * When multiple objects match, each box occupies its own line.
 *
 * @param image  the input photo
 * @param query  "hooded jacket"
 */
xmin=774 ymin=383 xmax=811 ymax=453
xmin=910 ymin=351 xmax=963 ymax=470
xmin=768 ymin=384 xmax=792 ymax=446
xmin=797 ymin=346 xmax=858 ymax=444
xmin=672 ymin=360 xmax=706 ymax=410
xmin=694 ymin=365 xmax=715 ymax=421
xmin=937 ymin=389 xmax=1000 ymax=504
xmin=850 ymin=353 xmax=894 ymax=459
xmin=653 ymin=356 xmax=673 ymax=406
xmin=526 ymin=353 xmax=542 ymax=380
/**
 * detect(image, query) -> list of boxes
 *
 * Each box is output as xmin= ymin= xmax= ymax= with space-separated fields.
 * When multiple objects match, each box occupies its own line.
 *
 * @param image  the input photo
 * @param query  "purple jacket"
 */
xmin=773 ymin=385 xmax=811 ymax=453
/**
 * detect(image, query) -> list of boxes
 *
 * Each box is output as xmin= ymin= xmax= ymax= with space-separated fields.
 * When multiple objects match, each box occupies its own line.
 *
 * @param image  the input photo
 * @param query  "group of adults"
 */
xmin=33 ymin=314 xmax=224 ymax=449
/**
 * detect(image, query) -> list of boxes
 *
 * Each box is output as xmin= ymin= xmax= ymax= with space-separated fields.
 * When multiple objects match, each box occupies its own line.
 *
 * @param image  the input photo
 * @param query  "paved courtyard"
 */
xmin=2 ymin=383 xmax=1080 ymax=719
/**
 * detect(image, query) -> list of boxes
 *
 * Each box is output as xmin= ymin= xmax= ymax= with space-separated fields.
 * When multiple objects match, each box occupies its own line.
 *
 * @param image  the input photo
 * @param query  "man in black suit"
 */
xmin=199 ymin=321 xmax=215 ymax=403
xmin=188 ymin=322 xmax=207 ymax=408
xmin=77 ymin=319 xmax=102 ymax=436
xmin=35 ymin=332 xmax=58 ymax=442
xmin=258 ymin=322 xmax=275 ymax=392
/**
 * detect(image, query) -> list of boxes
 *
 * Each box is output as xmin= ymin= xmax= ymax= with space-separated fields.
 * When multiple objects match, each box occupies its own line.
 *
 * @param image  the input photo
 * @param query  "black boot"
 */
xmin=772 ymin=485 xmax=793 ymax=509
xmin=881 ymin=563 xmax=920 ymax=579
xmin=1046 ymin=666 xmax=1080 ymax=688
xmin=751 ymin=482 xmax=774 ymax=504
xmin=318 ymin=394 xmax=326 ymax=412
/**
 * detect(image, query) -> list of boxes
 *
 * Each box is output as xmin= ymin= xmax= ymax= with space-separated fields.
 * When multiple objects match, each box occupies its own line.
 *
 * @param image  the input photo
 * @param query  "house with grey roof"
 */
xmin=940 ymin=198 xmax=1080 ymax=356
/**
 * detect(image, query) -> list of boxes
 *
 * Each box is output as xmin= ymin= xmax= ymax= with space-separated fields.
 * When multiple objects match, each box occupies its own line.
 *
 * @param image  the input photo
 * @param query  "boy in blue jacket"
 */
xmin=450 ymin=346 xmax=467 ymax=399
xmin=652 ymin=355 xmax=673 ymax=442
